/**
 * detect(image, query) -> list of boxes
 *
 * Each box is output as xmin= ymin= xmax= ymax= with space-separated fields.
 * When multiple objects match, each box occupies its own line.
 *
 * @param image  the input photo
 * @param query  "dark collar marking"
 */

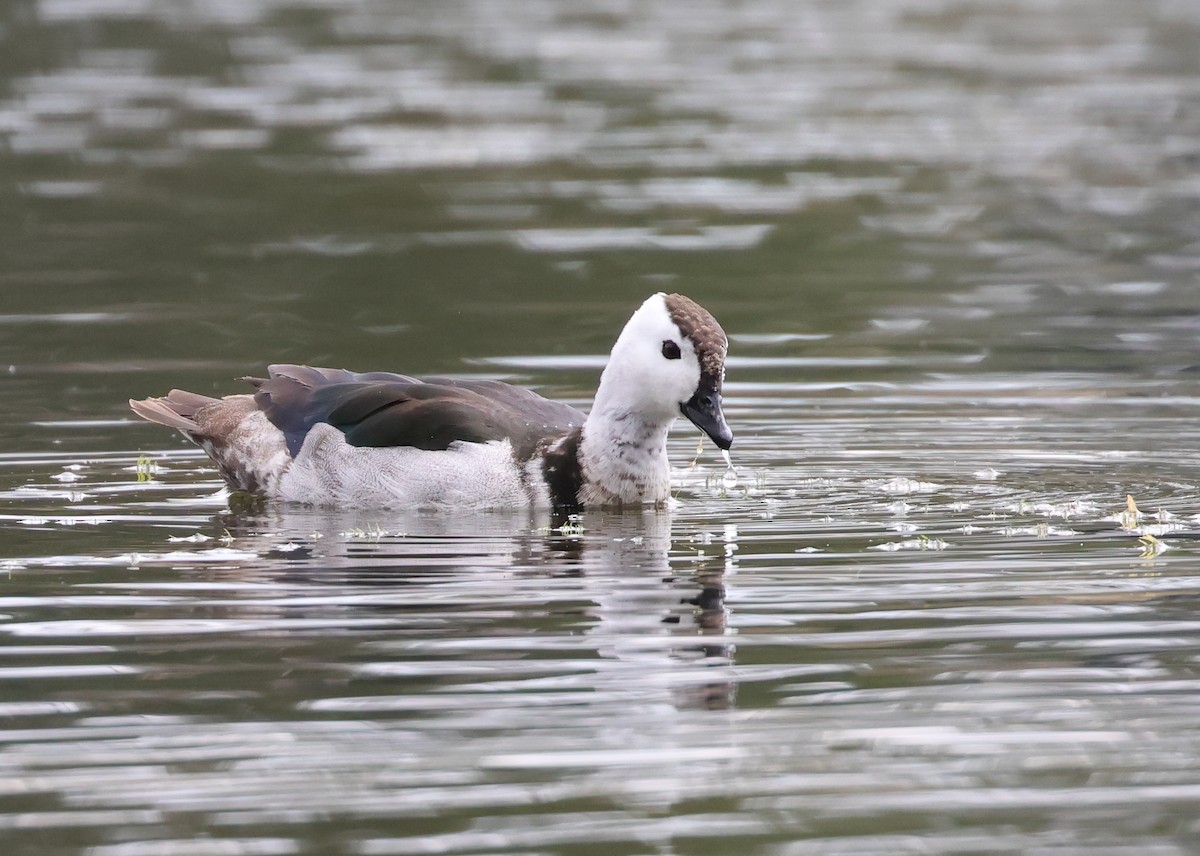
xmin=540 ymin=426 xmax=584 ymax=509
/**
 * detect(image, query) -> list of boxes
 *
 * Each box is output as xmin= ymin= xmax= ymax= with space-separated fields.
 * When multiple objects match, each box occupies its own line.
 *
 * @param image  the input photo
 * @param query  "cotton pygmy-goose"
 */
xmin=129 ymin=292 xmax=732 ymax=509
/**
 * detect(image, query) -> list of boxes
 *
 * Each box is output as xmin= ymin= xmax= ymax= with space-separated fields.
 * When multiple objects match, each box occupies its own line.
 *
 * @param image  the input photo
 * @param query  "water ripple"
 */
xmin=4 ymin=1 xmax=1200 ymax=853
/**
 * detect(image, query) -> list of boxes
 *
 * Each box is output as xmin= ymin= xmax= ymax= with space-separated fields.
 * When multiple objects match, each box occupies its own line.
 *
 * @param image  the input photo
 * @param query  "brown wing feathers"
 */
xmin=252 ymin=365 xmax=584 ymax=458
xmin=132 ymin=365 xmax=585 ymax=460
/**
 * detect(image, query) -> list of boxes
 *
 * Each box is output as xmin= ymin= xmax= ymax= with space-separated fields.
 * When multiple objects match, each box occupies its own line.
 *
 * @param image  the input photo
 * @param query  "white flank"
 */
xmin=279 ymin=423 xmax=530 ymax=508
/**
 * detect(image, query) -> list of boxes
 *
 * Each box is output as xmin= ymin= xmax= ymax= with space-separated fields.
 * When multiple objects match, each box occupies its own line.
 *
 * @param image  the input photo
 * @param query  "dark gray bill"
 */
xmin=680 ymin=388 xmax=733 ymax=450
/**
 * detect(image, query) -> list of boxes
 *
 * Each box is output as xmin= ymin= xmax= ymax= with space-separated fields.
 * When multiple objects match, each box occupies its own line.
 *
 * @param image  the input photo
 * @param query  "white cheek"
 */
xmin=669 ymin=353 xmax=702 ymax=403
xmin=686 ymin=361 xmax=702 ymax=397
xmin=636 ymin=355 xmax=693 ymax=412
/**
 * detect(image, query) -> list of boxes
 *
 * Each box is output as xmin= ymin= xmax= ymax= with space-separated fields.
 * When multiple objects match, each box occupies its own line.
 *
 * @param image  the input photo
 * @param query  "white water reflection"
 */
xmin=7 ymin=1 xmax=1197 ymax=194
xmin=3 ymin=432 xmax=1200 ymax=853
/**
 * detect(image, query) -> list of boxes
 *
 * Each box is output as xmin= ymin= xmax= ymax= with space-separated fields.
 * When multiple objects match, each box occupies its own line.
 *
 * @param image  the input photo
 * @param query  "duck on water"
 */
xmin=130 ymin=293 xmax=733 ymax=509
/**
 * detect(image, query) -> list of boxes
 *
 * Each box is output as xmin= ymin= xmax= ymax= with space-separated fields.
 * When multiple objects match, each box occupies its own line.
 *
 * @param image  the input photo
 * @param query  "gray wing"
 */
xmin=248 ymin=364 xmax=585 ymax=459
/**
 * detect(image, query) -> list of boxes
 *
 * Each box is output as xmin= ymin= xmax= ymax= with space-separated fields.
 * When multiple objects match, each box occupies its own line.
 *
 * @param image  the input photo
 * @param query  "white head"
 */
xmin=594 ymin=292 xmax=732 ymax=449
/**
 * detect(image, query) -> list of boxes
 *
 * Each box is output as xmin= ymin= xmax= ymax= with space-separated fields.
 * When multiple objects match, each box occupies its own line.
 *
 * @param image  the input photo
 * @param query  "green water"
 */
xmin=3 ymin=1 xmax=1200 ymax=854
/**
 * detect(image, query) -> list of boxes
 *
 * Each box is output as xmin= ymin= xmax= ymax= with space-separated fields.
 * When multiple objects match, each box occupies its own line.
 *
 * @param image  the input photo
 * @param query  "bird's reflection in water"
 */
xmin=570 ymin=508 xmax=735 ymax=710
xmin=215 ymin=503 xmax=735 ymax=710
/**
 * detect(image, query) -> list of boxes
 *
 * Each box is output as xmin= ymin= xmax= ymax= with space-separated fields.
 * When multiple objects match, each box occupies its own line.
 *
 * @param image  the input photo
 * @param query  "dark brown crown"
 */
xmin=663 ymin=293 xmax=727 ymax=389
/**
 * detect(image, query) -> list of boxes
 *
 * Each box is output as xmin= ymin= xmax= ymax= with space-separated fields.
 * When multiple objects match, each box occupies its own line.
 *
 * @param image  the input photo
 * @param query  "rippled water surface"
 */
xmin=4 ymin=1 xmax=1200 ymax=854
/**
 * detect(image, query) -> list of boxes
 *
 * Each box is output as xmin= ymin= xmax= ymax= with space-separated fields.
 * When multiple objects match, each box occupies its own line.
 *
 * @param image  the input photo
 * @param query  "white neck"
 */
xmin=572 ymin=292 xmax=697 ymax=506
xmin=577 ymin=377 xmax=676 ymax=506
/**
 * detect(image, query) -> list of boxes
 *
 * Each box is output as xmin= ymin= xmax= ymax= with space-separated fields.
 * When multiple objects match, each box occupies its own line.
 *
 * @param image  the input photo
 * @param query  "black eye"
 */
xmin=661 ymin=340 xmax=681 ymax=360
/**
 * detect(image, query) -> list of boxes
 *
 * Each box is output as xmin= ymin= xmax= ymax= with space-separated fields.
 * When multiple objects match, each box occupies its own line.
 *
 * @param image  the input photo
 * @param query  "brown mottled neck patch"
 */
xmin=662 ymin=293 xmax=727 ymax=388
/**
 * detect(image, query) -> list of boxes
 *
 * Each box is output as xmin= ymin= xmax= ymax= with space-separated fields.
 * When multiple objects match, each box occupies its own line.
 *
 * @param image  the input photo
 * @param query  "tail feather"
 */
xmin=131 ymin=390 xmax=286 ymax=495
xmin=130 ymin=390 xmax=222 ymax=434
